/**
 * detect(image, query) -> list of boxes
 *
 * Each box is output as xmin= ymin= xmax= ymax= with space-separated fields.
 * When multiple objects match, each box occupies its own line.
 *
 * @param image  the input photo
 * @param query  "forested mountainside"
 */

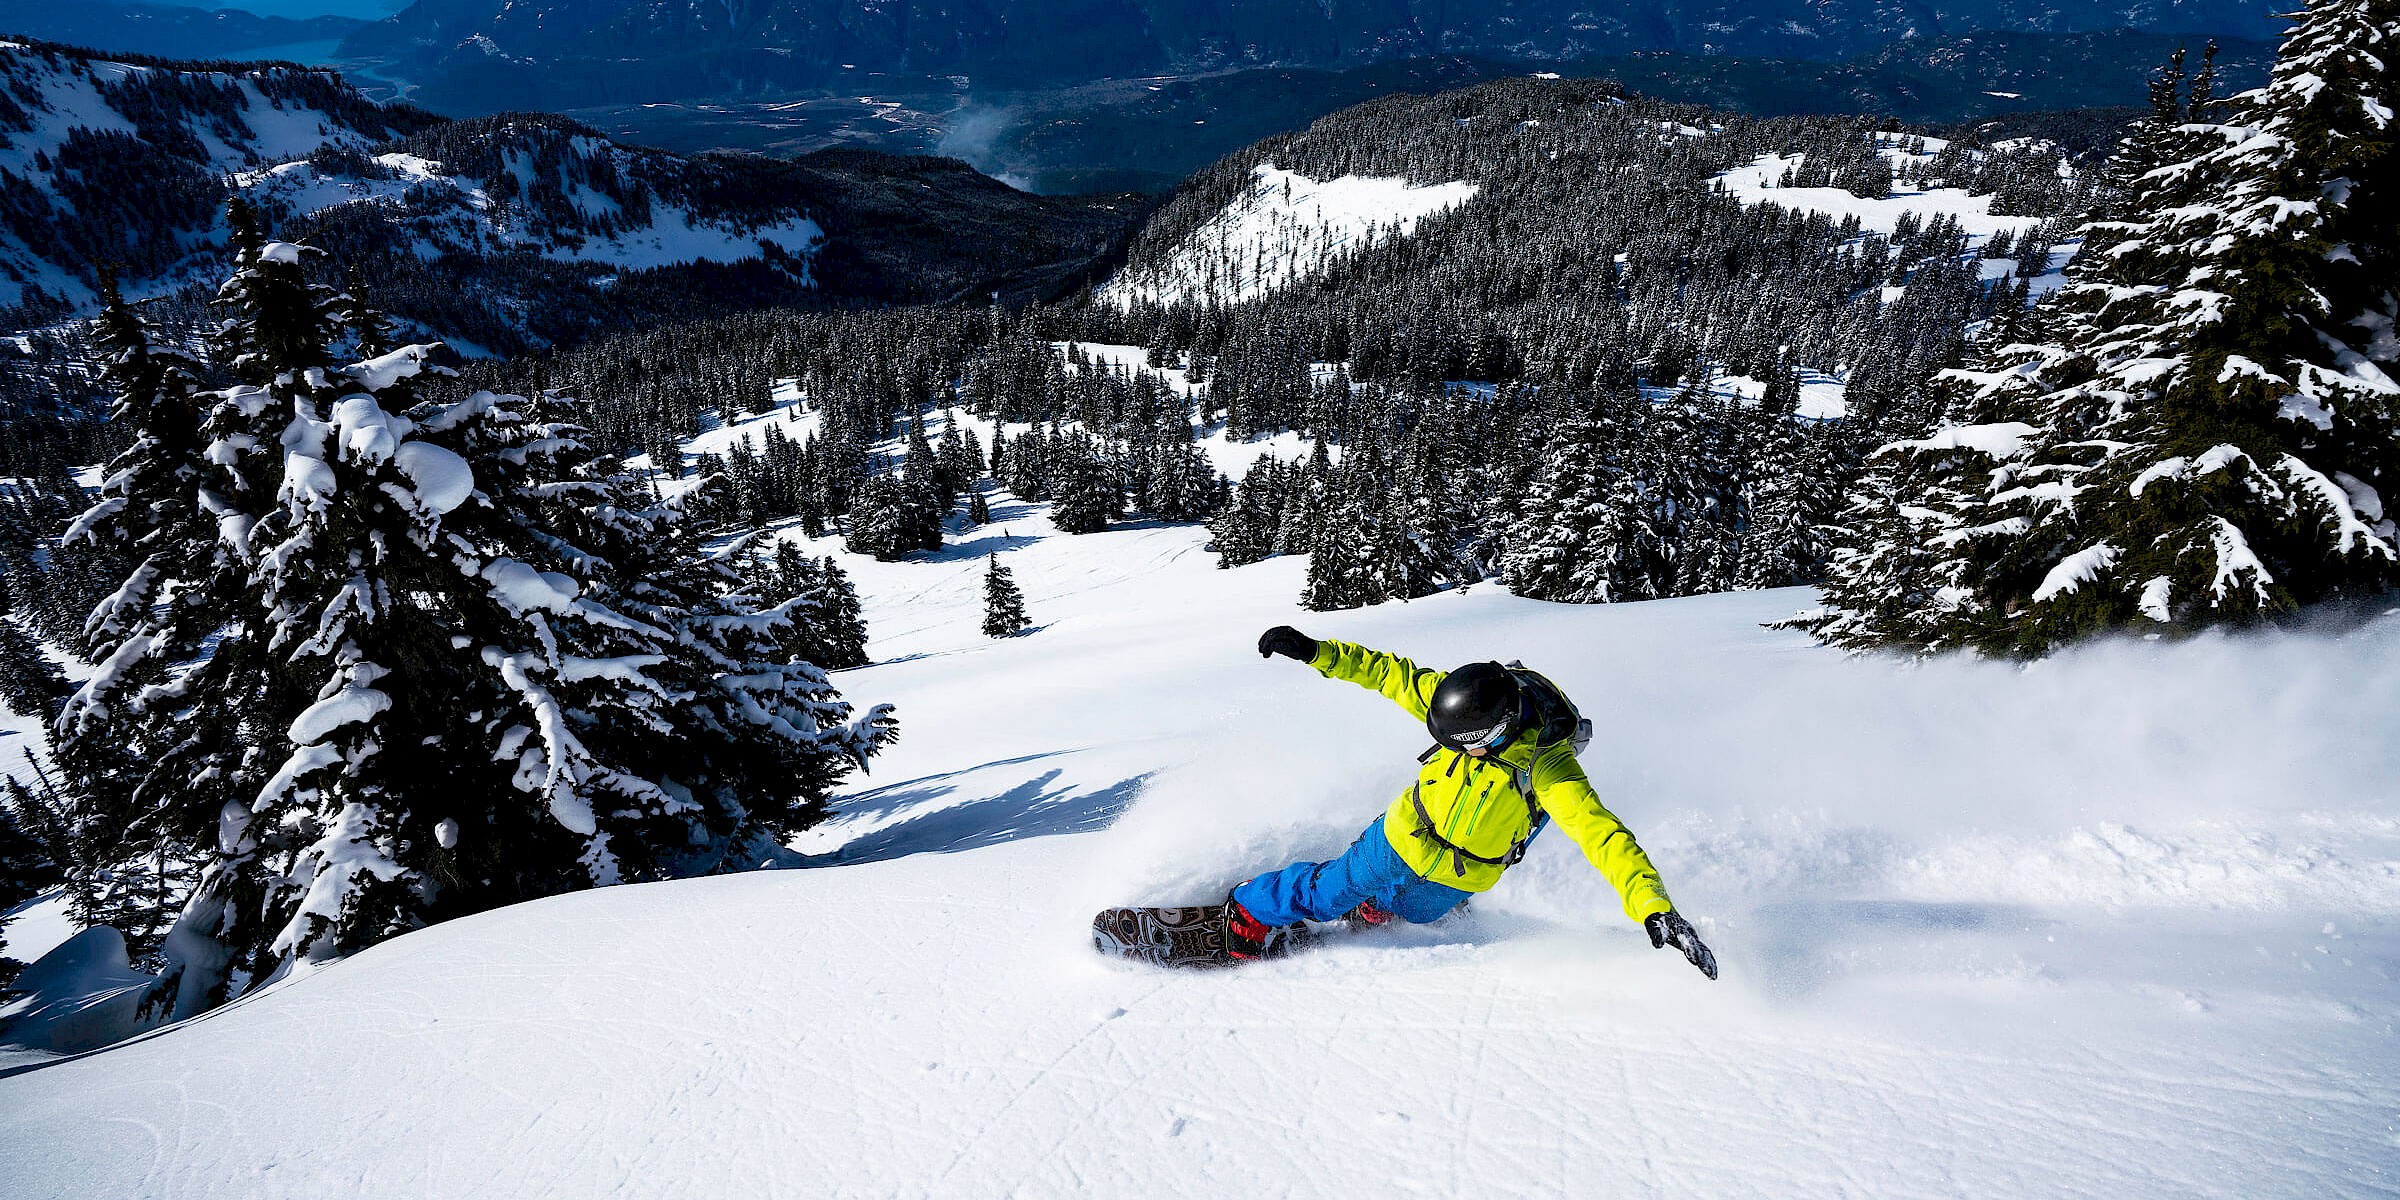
xmin=254 ymin=116 xmax=1143 ymax=355
xmin=0 ymin=40 xmax=437 ymax=325
xmin=346 ymin=0 xmax=2278 ymax=115
xmin=0 ymin=41 xmax=1140 ymax=338
xmin=0 ymin=40 xmax=1143 ymax=479
xmin=440 ymin=76 xmax=2094 ymax=619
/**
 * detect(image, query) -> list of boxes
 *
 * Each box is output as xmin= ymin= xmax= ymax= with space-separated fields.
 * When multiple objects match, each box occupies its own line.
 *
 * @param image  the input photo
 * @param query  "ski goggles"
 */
xmin=1454 ymin=721 xmax=1514 ymax=753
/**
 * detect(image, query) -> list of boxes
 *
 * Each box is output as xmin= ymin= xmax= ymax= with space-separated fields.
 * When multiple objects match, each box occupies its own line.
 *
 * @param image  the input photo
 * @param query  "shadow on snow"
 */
xmin=802 ymin=750 xmax=1148 ymax=866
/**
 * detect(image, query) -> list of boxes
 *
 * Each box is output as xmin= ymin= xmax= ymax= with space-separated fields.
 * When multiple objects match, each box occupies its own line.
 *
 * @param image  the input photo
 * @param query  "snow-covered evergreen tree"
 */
xmin=1736 ymin=403 xmax=1848 ymax=590
xmin=896 ymin=416 xmax=949 ymax=553
xmin=58 ymin=249 xmax=898 ymax=1017
xmin=812 ymin=555 xmax=872 ymax=670
xmin=1301 ymin=446 xmax=1451 ymax=610
xmin=1501 ymin=408 xmax=1652 ymax=603
xmin=845 ymin=472 xmax=908 ymax=561
xmin=754 ymin=545 xmax=872 ymax=671
xmin=981 ymin=555 xmax=1031 ymax=637
xmin=1273 ymin=439 xmax=1333 ymax=556
xmin=1812 ymin=10 xmax=2400 ymax=654
xmin=1209 ymin=458 xmax=1282 ymax=568
xmin=1051 ymin=434 xmax=1121 ymax=535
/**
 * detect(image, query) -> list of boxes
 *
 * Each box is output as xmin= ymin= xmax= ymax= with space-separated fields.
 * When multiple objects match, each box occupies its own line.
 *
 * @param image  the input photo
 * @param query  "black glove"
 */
xmin=1645 ymin=911 xmax=1718 ymax=980
xmin=1257 ymin=626 xmax=1318 ymax=662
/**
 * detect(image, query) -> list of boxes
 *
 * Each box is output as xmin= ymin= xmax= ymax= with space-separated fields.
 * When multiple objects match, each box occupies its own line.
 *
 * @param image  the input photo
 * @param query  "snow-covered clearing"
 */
xmin=1706 ymin=366 xmax=1852 ymax=421
xmin=1716 ymin=136 xmax=2076 ymax=301
xmin=4 ymin=464 xmax=2396 ymax=1196
xmin=648 ymin=343 xmax=1328 ymax=491
xmin=1054 ymin=342 xmax=1330 ymax=476
xmin=1100 ymin=164 xmax=1478 ymax=308
xmin=1717 ymin=138 xmax=2045 ymax=247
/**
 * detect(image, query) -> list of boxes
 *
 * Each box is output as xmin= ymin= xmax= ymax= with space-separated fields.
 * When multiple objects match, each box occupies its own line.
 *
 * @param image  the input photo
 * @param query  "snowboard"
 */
xmin=1090 ymin=904 xmax=1315 ymax=968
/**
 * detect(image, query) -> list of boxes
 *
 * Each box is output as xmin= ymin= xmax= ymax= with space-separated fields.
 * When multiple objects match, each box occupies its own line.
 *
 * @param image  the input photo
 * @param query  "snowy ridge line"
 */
xmin=1100 ymin=164 xmax=1478 ymax=308
xmin=237 ymin=145 xmax=826 ymax=277
xmin=0 ymin=47 xmax=418 ymax=311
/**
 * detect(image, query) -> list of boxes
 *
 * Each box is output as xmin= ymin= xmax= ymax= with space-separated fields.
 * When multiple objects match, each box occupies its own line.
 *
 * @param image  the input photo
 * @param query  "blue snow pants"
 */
xmin=1230 ymin=814 xmax=1481 ymax=927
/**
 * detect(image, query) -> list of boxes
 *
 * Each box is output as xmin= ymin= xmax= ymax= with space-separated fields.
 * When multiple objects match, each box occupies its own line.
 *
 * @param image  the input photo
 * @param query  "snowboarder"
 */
xmin=1227 ymin=626 xmax=1717 ymax=977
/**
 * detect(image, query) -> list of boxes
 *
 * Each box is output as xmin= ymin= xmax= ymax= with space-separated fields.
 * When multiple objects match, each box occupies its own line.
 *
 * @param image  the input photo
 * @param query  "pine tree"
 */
xmin=67 ymin=273 xmax=216 ymax=659
xmin=0 ymin=774 xmax=62 ymax=915
xmin=1209 ymin=459 xmax=1282 ymax=567
xmin=1274 ymin=439 xmax=1334 ymax=556
xmin=0 ymin=609 xmax=63 ymax=721
xmin=845 ymin=472 xmax=907 ymax=561
xmin=1812 ymin=11 xmax=2400 ymax=654
xmin=896 ymin=415 xmax=948 ymax=552
xmin=1736 ymin=393 xmax=1849 ymax=590
xmin=966 ymin=488 xmax=992 ymax=526
xmin=1051 ymin=435 xmax=1121 ymax=535
xmin=813 ymin=556 xmax=871 ymax=669
xmin=60 ymin=252 xmax=900 ymax=1018
xmin=981 ymin=554 xmax=1031 ymax=637
xmin=1500 ymin=410 xmax=1654 ymax=603
xmin=1302 ymin=446 xmax=1444 ymax=610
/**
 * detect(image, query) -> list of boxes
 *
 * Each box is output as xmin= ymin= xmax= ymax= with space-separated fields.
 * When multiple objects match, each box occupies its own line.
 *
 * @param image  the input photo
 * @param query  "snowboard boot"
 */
xmin=1221 ymin=892 xmax=1305 ymax=962
xmin=1342 ymin=897 xmax=1395 ymax=931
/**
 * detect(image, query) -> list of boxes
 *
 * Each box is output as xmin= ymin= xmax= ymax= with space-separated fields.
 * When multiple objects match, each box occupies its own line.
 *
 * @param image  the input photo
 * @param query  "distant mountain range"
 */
xmin=917 ymin=30 xmax=2274 ymax=193
xmin=0 ymin=40 xmax=1143 ymax=352
xmin=0 ymin=0 xmax=364 ymax=61
xmin=3 ymin=0 xmax=2282 ymax=198
xmin=344 ymin=0 xmax=2281 ymax=113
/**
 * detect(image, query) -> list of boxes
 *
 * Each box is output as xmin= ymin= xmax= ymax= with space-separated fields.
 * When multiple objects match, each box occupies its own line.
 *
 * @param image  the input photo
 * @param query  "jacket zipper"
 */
xmin=1439 ymin=753 xmax=1501 ymax=862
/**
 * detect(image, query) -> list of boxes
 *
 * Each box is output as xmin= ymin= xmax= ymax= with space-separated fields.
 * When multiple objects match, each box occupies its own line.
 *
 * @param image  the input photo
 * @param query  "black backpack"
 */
xmin=1505 ymin=661 xmax=1593 ymax=755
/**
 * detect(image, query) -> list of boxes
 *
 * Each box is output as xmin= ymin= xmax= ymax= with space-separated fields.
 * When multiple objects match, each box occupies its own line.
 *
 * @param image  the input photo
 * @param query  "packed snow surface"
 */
xmin=4 ymin=484 xmax=2397 ymax=1197
xmin=1100 ymin=164 xmax=1477 ymax=307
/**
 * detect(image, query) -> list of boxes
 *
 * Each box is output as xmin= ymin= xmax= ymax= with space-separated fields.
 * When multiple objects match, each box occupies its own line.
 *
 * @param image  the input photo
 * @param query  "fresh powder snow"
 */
xmin=3 ymin=468 xmax=2395 ymax=1198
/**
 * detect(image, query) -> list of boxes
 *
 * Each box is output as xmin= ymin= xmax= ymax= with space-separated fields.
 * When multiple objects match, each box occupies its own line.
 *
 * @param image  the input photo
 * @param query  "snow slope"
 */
xmin=3 ymin=479 xmax=2395 ymax=1196
xmin=1100 ymin=164 xmax=1478 ymax=308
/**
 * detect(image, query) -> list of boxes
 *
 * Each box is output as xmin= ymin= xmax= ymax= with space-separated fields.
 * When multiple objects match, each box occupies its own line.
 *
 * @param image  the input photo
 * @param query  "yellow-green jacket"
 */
xmin=1308 ymin=639 xmax=1675 ymax=925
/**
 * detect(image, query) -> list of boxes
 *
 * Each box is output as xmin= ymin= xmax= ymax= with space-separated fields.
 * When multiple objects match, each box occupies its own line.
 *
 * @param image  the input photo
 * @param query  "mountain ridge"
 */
xmin=0 ymin=40 xmax=1144 ymax=352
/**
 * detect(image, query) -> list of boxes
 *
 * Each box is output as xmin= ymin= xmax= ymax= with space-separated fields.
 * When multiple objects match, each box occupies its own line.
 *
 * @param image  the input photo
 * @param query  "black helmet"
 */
xmin=1427 ymin=662 xmax=1525 ymax=753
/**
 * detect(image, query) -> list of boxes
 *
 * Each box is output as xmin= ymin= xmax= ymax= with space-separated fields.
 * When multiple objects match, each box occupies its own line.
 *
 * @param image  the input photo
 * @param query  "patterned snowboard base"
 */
xmin=1091 ymin=904 xmax=1317 ymax=968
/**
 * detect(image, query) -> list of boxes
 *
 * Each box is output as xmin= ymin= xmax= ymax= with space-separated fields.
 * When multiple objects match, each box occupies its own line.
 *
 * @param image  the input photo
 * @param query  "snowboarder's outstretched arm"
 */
xmin=1529 ymin=749 xmax=1674 ymax=923
xmin=1259 ymin=628 xmax=1444 ymax=719
xmin=1532 ymin=750 xmax=1718 ymax=979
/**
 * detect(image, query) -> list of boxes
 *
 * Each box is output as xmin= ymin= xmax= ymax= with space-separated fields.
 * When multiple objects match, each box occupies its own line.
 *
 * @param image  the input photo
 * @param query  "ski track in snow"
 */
xmin=5 ymin=432 xmax=2399 ymax=1196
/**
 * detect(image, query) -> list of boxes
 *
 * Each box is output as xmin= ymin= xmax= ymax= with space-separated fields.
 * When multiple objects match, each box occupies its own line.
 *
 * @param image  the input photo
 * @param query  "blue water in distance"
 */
xmin=183 ymin=0 xmax=404 ymax=19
